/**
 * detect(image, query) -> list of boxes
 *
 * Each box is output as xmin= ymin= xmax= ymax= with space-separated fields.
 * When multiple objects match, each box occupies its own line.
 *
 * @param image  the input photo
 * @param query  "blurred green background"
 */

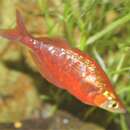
xmin=0 ymin=0 xmax=130 ymax=130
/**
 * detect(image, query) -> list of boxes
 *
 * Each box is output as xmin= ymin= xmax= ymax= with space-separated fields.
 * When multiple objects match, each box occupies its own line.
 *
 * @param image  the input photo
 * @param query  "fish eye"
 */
xmin=111 ymin=102 xmax=118 ymax=109
xmin=108 ymin=100 xmax=119 ymax=109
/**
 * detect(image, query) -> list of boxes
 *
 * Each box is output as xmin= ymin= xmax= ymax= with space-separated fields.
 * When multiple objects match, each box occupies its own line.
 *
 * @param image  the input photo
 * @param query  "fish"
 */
xmin=0 ymin=10 xmax=126 ymax=113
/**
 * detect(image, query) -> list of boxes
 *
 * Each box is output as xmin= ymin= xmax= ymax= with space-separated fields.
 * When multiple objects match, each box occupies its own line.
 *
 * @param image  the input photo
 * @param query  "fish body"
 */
xmin=0 ymin=10 xmax=126 ymax=113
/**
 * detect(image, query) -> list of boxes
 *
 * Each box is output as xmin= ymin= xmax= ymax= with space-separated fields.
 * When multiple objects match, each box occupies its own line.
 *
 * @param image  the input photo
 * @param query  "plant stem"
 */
xmin=112 ymin=54 xmax=126 ymax=83
xmin=86 ymin=13 xmax=130 ymax=45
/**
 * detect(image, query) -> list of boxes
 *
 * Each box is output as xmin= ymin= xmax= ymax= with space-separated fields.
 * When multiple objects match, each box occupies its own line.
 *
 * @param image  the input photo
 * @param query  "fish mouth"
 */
xmin=119 ymin=108 xmax=127 ymax=113
xmin=100 ymin=100 xmax=127 ymax=113
xmin=112 ymin=107 xmax=127 ymax=113
xmin=104 ymin=106 xmax=126 ymax=113
xmin=103 ymin=106 xmax=126 ymax=113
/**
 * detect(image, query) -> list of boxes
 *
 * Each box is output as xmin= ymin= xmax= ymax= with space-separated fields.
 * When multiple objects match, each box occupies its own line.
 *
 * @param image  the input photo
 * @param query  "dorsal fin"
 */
xmin=36 ymin=37 xmax=71 ymax=49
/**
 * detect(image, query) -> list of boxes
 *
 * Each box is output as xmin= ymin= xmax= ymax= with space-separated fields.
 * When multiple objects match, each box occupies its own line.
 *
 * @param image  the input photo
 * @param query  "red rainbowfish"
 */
xmin=0 ymin=10 xmax=126 ymax=113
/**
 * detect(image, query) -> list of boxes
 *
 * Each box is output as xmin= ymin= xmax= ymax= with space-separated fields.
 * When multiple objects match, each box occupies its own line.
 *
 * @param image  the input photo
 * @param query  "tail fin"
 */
xmin=0 ymin=10 xmax=28 ymax=41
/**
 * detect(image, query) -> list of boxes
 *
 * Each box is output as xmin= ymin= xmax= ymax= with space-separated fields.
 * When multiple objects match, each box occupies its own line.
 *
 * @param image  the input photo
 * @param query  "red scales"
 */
xmin=0 ymin=10 xmax=126 ymax=113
